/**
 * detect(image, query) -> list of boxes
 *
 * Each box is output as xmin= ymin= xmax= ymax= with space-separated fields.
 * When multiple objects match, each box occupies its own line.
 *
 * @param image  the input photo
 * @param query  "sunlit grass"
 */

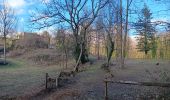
xmin=0 ymin=59 xmax=24 ymax=69
xmin=0 ymin=58 xmax=62 ymax=97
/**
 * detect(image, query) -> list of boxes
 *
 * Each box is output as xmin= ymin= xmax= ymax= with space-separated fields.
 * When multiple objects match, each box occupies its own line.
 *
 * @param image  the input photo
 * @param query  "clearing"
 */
xmin=1 ymin=58 xmax=170 ymax=100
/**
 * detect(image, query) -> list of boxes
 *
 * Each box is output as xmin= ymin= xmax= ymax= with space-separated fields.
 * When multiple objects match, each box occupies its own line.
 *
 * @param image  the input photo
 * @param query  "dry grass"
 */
xmin=0 ymin=58 xmax=70 ymax=99
xmin=8 ymin=49 xmax=75 ymax=66
xmin=0 ymin=58 xmax=170 ymax=100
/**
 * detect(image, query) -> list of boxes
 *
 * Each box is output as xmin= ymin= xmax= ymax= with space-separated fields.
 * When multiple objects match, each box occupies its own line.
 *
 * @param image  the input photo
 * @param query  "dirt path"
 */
xmin=27 ymin=59 xmax=170 ymax=100
xmin=26 ymin=61 xmax=106 ymax=100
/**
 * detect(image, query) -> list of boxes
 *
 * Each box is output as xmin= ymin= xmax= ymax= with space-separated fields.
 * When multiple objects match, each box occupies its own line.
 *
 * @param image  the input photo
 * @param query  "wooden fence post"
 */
xmin=105 ymin=81 xmax=108 ymax=100
xmin=45 ymin=73 xmax=48 ymax=89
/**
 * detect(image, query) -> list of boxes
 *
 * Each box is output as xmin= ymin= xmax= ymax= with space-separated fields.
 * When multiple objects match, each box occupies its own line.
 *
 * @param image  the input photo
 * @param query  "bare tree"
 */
xmin=56 ymin=28 xmax=69 ymax=69
xmin=0 ymin=0 xmax=16 ymax=64
xmin=31 ymin=0 xmax=108 ymax=71
xmin=102 ymin=4 xmax=115 ymax=67
xmin=121 ymin=0 xmax=133 ymax=68
xmin=119 ymin=0 xmax=124 ymax=68
xmin=100 ymin=0 xmax=121 ymax=67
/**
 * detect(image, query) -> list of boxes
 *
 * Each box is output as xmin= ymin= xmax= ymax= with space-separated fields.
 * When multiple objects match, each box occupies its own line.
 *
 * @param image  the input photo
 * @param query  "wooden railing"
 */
xmin=104 ymin=79 xmax=170 ymax=100
xmin=45 ymin=73 xmax=57 ymax=89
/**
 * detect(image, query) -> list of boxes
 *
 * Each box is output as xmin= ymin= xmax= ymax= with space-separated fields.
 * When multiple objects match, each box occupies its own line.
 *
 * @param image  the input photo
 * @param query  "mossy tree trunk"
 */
xmin=106 ymin=33 xmax=114 ymax=67
xmin=73 ymin=29 xmax=89 ymax=72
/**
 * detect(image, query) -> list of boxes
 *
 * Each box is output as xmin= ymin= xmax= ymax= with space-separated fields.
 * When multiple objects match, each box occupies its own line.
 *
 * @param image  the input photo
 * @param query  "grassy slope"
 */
xmin=0 ymin=58 xmax=61 ymax=98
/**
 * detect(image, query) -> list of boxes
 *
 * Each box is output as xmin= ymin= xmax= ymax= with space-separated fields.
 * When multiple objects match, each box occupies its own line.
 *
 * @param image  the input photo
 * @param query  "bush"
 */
xmin=26 ymin=49 xmax=62 ymax=66
xmin=8 ymin=49 xmax=26 ymax=57
xmin=14 ymin=34 xmax=48 ymax=49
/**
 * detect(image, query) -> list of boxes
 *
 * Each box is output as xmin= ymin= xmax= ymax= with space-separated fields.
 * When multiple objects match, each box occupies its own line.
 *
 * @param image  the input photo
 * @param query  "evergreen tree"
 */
xmin=135 ymin=4 xmax=156 ymax=56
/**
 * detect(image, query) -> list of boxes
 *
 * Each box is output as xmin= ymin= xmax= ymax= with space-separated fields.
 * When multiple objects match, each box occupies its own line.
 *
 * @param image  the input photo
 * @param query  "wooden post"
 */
xmin=45 ymin=73 xmax=48 ymax=89
xmin=105 ymin=81 xmax=108 ymax=100
xmin=56 ymin=78 xmax=58 ymax=87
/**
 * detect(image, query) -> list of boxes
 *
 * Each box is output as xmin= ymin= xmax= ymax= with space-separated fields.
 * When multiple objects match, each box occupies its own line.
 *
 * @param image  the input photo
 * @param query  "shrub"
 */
xmin=26 ymin=49 xmax=62 ymax=66
xmin=14 ymin=34 xmax=48 ymax=49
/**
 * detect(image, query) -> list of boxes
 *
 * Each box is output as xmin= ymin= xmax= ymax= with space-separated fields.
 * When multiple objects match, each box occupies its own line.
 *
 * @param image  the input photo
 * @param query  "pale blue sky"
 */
xmin=1 ymin=0 xmax=170 ymax=33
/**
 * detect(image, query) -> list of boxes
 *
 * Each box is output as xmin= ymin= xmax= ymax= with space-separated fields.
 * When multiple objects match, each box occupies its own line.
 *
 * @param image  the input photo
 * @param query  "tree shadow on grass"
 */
xmin=0 ymin=59 xmax=21 ymax=69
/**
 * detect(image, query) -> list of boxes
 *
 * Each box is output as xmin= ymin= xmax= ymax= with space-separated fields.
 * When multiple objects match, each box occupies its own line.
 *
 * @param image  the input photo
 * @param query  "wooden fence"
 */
xmin=104 ymin=79 xmax=170 ymax=100
xmin=45 ymin=71 xmax=75 ymax=90
xmin=45 ymin=73 xmax=57 ymax=89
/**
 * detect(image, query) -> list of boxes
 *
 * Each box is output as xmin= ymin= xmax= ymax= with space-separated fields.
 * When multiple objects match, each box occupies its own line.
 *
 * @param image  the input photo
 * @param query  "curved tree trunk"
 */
xmin=74 ymin=44 xmax=83 ymax=72
xmin=107 ymin=43 xmax=114 ymax=67
xmin=74 ymin=29 xmax=89 ymax=65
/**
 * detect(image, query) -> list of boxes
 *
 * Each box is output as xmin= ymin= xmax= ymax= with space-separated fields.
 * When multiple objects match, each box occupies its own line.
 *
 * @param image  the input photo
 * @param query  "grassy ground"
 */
xmin=0 ymin=58 xmax=64 ymax=98
xmin=0 ymin=58 xmax=170 ymax=100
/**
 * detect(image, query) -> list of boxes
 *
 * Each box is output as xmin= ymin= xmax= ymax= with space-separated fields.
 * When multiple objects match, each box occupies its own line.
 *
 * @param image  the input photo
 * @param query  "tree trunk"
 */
xmin=74 ymin=44 xmax=83 ymax=72
xmin=97 ymin=32 xmax=100 ymax=60
xmin=106 ymin=45 xmax=109 ymax=66
xmin=107 ymin=44 xmax=114 ymax=67
xmin=65 ymin=48 xmax=68 ymax=69
xmin=122 ymin=0 xmax=130 ymax=68
xmin=81 ymin=42 xmax=89 ymax=64
xmin=63 ymin=42 xmax=68 ymax=69
xmin=106 ymin=33 xmax=114 ymax=67
xmin=120 ymin=0 xmax=124 ymax=68
xmin=74 ymin=42 xmax=89 ymax=66
xmin=3 ymin=35 xmax=6 ymax=64
xmin=73 ymin=28 xmax=89 ymax=64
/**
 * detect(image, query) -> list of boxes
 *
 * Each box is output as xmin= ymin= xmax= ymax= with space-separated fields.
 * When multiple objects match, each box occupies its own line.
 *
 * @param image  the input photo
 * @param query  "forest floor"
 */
xmin=0 ymin=58 xmax=170 ymax=100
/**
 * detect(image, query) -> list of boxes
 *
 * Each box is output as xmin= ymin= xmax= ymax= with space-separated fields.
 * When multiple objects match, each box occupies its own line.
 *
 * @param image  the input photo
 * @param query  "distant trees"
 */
xmin=135 ymin=4 xmax=156 ymax=58
xmin=41 ymin=31 xmax=51 ymax=48
xmin=0 ymin=0 xmax=17 ymax=64
xmin=157 ymin=33 xmax=170 ymax=59
xmin=55 ymin=28 xmax=73 ymax=69
xmin=93 ymin=0 xmax=133 ymax=68
xmin=95 ymin=17 xmax=104 ymax=60
xmin=31 ymin=0 xmax=108 ymax=71
xmin=15 ymin=33 xmax=49 ymax=49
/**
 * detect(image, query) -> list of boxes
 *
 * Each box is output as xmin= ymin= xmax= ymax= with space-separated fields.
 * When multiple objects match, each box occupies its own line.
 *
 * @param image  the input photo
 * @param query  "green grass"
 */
xmin=0 ymin=58 xmax=62 ymax=98
xmin=0 ymin=59 xmax=23 ymax=69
